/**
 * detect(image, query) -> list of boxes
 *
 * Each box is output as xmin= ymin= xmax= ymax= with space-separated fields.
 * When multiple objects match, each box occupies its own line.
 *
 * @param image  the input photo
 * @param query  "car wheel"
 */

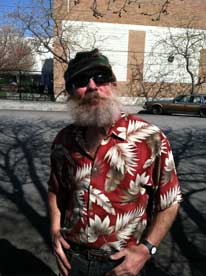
xmin=200 ymin=109 xmax=206 ymax=118
xmin=152 ymin=106 xmax=163 ymax=115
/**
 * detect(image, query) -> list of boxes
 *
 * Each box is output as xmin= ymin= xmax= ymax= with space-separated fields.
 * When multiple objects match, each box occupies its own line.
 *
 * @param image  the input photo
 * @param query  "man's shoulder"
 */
xmin=117 ymin=112 xmax=152 ymax=125
xmin=52 ymin=124 xmax=80 ymax=145
xmin=112 ymin=112 xmax=162 ymax=140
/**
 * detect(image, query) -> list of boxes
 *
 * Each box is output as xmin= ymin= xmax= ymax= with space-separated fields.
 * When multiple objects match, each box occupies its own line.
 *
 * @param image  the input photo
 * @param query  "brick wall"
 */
xmin=53 ymin=0 xmax=206 ymax=98
xmin=54 ymin=0 xmax=206 ymax=29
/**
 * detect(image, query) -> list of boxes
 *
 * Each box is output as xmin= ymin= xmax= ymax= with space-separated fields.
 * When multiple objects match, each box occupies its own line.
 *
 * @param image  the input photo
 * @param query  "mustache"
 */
xmin=79 ymin=92 xmax=107 ymax=105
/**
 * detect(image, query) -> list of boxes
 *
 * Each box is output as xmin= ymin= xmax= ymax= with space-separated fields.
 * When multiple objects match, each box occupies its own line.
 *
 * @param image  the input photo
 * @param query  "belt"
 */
xmin=68 ymin=241 xmax=115 ymax=261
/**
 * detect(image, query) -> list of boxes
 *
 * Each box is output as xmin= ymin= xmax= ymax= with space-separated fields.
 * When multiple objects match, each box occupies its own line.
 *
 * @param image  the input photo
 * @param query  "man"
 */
xmin=48 ymin=49 xmax=182 ymax=276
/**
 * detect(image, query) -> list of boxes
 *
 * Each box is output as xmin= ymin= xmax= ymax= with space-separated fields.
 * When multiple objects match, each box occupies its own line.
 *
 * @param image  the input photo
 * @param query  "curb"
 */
xmin=0 ymin=100 xmax=143 ymax=113
xmin=0 ymin=100 xmax=68 ymax=112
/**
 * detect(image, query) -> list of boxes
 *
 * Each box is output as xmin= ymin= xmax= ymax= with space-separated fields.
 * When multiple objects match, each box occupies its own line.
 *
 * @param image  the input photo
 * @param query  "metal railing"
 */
xmin=0 ymin=70 xmax=54 ymax=101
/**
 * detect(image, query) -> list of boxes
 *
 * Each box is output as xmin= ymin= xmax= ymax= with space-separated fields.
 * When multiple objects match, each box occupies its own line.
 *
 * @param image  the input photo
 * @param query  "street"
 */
xmin=0 ymin=110 xmax=205 ymax=276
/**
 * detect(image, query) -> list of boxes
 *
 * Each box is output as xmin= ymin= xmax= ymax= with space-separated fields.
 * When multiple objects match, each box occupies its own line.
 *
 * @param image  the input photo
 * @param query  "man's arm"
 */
xmin=144 ymin=202 xmax=179 ymax=246
xmin=48 ymin=191 xmax=71 ymax=276
xmin=107 ymin=203 xmax=179 ymax=276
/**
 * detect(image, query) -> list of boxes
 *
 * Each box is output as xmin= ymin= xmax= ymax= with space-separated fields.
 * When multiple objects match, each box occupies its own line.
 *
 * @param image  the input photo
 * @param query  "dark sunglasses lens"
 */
xmin=93 ymin=73 xmax=110 ymax=85
xmin=69 ymin=71 xmax=112 ymax=89
xmin=71 ymin=76 xmax=89 ymax=88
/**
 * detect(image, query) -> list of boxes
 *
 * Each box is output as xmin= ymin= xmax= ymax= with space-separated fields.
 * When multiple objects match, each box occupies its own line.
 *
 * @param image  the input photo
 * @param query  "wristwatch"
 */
xmin=141 ymin=239 xmax=157 ymax=255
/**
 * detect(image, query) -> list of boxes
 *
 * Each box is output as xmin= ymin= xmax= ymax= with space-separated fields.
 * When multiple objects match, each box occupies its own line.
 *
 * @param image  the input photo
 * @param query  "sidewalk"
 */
xmin=0 ymin=100 xmax=67 ymax=112
xmin=0 ymin=99 xmax=143 ymax=113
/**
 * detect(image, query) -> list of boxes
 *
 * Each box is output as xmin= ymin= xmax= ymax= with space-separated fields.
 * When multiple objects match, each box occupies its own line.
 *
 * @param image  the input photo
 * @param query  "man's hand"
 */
xmin=106 ymin=244 xmax=150 ymax=276
xmin=52 ymin=230 xmax=71 ymax=276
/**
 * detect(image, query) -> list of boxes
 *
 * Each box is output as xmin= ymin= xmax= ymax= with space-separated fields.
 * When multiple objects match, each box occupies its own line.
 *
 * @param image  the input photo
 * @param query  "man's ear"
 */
xmin=111 ymin=82 xmax=117 ymax=87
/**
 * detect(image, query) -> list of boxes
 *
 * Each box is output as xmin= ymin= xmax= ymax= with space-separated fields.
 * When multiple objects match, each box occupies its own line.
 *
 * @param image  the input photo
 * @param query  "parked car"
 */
xmin=143 ymin=94 xmax=206 ymax=117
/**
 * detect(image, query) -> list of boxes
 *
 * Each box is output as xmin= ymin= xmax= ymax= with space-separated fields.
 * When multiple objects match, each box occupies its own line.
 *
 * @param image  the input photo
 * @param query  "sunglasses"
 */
xmin=68 ymin=71 xmax=114 ymax=89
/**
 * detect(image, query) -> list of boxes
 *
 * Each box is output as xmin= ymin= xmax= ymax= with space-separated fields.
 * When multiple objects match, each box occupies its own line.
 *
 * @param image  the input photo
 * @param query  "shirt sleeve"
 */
xmin=155 ymin=132 xmax=183 ymax=211
xmin=48 ymin=129 xmax=68 ymax=194
xmin=48 ymin=139 xmax=61 ymax=194
xmin=48 ymin=125 xmax=76 ymax=195
xmin=47 ymin=130 xmax=73 ymax=220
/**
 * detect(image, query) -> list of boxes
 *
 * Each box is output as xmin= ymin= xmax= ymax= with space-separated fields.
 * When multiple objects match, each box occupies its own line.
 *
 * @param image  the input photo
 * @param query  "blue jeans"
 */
xmin=65 ymin=248 xmax=124 ymax=276
xmin=65 ymin=249 xmax=146 ymax=276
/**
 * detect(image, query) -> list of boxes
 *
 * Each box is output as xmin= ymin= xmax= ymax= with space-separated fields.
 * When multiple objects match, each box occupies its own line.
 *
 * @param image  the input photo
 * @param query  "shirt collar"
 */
xmin=106 ymin=112 xmax=127 ymax=141
xmin=74 ymin=112 xmax=128 ymax=150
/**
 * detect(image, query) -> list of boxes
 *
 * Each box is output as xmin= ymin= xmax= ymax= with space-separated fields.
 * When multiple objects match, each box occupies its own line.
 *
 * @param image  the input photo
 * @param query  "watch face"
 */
xmin=151 ymin=247 xmax=157 ymax=255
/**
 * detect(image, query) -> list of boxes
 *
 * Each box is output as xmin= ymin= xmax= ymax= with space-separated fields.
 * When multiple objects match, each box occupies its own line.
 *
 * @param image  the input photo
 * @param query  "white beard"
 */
xmin=67 ymin=92 xmax=122 ymax=127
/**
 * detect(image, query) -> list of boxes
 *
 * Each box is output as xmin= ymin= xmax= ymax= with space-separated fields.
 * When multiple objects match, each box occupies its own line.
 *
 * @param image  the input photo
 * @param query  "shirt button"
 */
xmin=92 ymin=167 xmax=97 ymax=173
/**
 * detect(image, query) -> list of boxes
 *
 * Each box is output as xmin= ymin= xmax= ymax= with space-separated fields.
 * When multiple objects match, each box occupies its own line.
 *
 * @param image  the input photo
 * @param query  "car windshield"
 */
xmin=174 ymin=95 xmax=191 ymax=103
xmin=192 ymin=96 xmax=202 ymax=103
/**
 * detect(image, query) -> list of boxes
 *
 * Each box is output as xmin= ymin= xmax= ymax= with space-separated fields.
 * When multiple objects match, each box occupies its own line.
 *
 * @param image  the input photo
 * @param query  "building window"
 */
xmin=199 ymin=49 xmax=206 ymax=82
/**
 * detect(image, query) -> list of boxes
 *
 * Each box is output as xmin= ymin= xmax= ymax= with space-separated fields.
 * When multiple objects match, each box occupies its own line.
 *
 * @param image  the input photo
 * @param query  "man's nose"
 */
xmin=87 ymin=78 xmax=97 ymax=90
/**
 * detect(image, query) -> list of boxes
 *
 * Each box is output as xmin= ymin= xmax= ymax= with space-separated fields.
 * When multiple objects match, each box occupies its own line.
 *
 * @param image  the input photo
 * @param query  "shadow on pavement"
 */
xmin=0 ymin=239 xmax=56 ymax=276
xmin=0 ymin=119 xmax=63 ymax=275
xmin=163 ymin=127 xmax=206 ymax=276
xmin=0 ymin=120 xmax=52 ymax=247
xmin=0 ymin=117 xmax=205 ymax=276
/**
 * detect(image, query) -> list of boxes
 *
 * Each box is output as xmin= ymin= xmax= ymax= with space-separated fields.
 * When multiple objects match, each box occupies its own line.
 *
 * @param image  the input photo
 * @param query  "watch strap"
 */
xmin=141 ymin=239 xmax=157 ymax=255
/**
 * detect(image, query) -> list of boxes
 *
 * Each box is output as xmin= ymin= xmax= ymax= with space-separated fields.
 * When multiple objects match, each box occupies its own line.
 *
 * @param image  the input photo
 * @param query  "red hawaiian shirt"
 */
xmin=48 ymin=113 xmax=182 ymax=252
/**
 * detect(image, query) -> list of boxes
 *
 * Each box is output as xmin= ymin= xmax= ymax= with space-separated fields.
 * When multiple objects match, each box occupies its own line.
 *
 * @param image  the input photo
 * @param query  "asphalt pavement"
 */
xmin=0 ymin=106 xmax=205 ymax=276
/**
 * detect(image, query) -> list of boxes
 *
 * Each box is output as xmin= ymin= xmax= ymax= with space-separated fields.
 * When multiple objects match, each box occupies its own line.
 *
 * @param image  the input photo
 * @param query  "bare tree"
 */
xmin=0 ymin=26 xmax=34 ymax=71
xmin=158 ymin=19 xmax=206 ymax=94
xmin=128 ymin=18 xmax=206 ymax=100
xmin=9 ymin=0 xmax=69 ymax=65
xmin=8 ymin=0 xmax=109 ymax=97
xmin=9 ymin=0 xmax=104 ymax=65
xmin=128 ymin=55 xmax=173 ymax=101
xmin=9 ymin=0 xmax=186 ymax=64
xmin=74 ymin=0 xmax=184 ymax=20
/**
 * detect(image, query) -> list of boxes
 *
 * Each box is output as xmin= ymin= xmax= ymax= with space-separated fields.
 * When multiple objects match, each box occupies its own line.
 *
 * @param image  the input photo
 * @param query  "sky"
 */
xmin=0 ymin=0 xmax=51 ymax=11
xmin=0 ymin=0 xmax=51 ymax=36
xmin=0 ymin=0 xmax=30 ymax=12
xmin=0 ymin=0 xmax=51 ymax=24
xmin=0 ymin=0 xmax=31 ymax=24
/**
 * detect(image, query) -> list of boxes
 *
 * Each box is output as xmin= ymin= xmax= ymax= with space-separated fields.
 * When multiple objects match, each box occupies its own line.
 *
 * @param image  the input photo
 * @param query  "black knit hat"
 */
xmin=64 ymin=49 xmax=116 ymax=91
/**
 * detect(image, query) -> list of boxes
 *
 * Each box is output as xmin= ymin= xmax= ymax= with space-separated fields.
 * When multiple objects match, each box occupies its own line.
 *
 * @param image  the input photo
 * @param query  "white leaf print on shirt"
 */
xmin=143 ymin=157 xmax=155 ymax=169
xmin=86 ymin=215 xmax=114 ymax=243
xmin=128 ymin=172 xmax=151 ymax=195
xmin=130 ymin=124 xmax=160 ymax=143
xmin=100 ymin=240 xmax=126 ymax=251
xmin=161 ymin=151 xmax=176 ymax=185
xmin=133 ymin=219 xmax=147 ymax=243
xmin=165 ymin=151 xmax=176 ymax=171
xmin=115 ymin=207 xmax=144 ymax=241
xmin=90 ymin=187 xmax=116 ymax=215
xmin=160 ymin=139 xmax=168 ymax=154
xmin=160 ymin=186 xmax=182 ymax=209
xmin=118 ymin=120 xmax=160 ymax=143
xmin=117 ymin=121 xmax=148 ymax=140
xmin=144 ymin=132 xmax=161 ymax=169
xmin=75 ymin=164 xmax=92 ymax=189
xmin=104 ymin=142 xmax=138 ymax=176
xmin=73 ymin=164 xmax=92 ymax=219
xmin=105 ymin=168 xmax=124 ymax=192
xmin=122 ymin=172 xmax=149 ymax=202
xmin=101 ymin=137 xmax=111 ymax=146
